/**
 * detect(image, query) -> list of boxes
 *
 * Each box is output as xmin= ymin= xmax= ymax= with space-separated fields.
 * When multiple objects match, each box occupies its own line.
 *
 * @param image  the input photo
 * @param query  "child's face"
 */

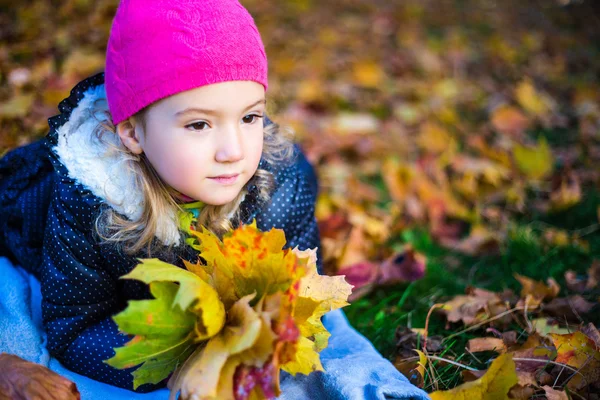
xmin=121 ymin=80 xmax=266 ymax=205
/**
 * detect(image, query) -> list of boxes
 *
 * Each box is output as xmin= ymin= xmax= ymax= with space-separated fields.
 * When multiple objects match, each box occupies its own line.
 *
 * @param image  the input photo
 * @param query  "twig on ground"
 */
xmin=402 ymin=354 xmax=480 ymax=372
xmin=428 ymin=355 xmax=479 ymax=372
xmin=443 ymin=306 xmax=527 ymax=343
xmin=465 ymin=347 xmax=484 ymax=364
xmin=423 ymin=303 xmax=445 ymax=348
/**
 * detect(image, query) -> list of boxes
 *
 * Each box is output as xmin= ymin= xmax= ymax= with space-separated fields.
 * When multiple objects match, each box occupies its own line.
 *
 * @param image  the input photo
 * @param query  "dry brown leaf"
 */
xmin=500 ymin=331 xmax=518 ymax=347
xmin=0 ymin=353 xmax=80 ymax=400
xmin=510 ymin=332 xmax=555 ymax=387
xmin=514 ymin=273 xmax=560 ymax=308
xmin=542 ymin=295 xmax=596 ymax=322
xmin=460 ymin=369 xmax=486 ymax=382
xmin=581 ymin=323 xmax=600 ymax=348
xmin=394 ymin=326 xmax=444 ymax=359
xmin=507 ymin=384 xmax=537 ymax=400
xmin=541 ymin=385 xmax=569 ymax=400
xmin=393 ymin=350 xmax=428 ymax=389
xmin=514 ymin=370 xmax=537 ymax=388
xmin=440 ymin=287 xmax=510 ymax=326
xmin=466 ymin=337 xmax=507 ymax=354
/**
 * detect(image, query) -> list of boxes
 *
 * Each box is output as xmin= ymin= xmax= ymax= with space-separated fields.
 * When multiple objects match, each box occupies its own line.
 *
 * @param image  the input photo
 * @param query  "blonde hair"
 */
xmin=89 ymin=97 xmax=295 ymax=256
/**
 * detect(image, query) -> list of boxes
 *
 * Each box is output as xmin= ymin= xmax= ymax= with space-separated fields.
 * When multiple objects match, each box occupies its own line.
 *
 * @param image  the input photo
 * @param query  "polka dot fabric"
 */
xmin=0 ymin=73 xmax=322 ymax=392
xmin=0 ymin=139 xmax=54 ymax=277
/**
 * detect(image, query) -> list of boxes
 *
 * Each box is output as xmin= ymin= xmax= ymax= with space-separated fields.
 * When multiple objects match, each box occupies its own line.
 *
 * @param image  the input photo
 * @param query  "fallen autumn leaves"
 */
xmin=393 ymin=269 xmax=600 ymax=399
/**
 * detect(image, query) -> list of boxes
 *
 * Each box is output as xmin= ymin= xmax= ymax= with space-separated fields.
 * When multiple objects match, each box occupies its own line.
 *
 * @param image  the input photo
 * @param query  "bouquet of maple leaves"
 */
xmin=103 ymin=221 xmax=353 ymax=400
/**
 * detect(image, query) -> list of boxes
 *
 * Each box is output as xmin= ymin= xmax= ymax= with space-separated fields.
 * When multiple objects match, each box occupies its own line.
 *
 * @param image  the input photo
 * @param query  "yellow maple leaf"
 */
xmin=188 ymin=222 xmax=307 ymax=309
xmin=550 ymin=331 xmax=600 ymax=390
xmin=292 ymin=295 xmax=332 ymax=352
xmin=429 ymin=353 xmax=518 ymax=400
xmin=279 ymin=247 xmax=352 ymax=374
xmin=281 ymin=335 xmax=325 ymax=376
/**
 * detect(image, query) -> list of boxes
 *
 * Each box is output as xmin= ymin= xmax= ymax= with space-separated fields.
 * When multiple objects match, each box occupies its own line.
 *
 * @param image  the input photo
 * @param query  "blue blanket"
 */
xmin=0 ymin=256 xmax=429 ymax=400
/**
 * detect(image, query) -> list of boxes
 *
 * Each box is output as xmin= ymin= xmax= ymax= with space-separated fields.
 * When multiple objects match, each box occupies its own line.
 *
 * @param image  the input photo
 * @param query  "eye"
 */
xmin=186 ymin=121 xmax=210 ymax=131
xmin=242 ymin=114 xmax=263 ymax=124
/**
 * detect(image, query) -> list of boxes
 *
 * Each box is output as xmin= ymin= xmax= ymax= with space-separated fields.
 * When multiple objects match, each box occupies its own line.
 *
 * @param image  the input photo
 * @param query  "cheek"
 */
xmin=247 ymin=130 xmax=264 ymax=169
xmin=145 ymin=138 xmax=200 ymax=183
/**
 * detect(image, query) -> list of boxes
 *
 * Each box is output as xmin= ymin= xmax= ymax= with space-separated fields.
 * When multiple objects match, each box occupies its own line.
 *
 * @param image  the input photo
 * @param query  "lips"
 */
xmin=209 ymin=173 xmax=239 ymax=179
xmin=208 ymin=173 xmax=240 ymax=185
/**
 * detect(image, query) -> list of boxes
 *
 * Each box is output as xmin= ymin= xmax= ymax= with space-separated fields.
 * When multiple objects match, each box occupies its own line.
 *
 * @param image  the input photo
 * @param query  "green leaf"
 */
xmin=105 ymin=281 xmax=198 ymax=388
xmin=122 ymin=258 xmax=226 ymax=344
xmin=108 ymin=333 xmax=197 ymax=389
xmin=113 ymin=280 xmax=196 ymax=338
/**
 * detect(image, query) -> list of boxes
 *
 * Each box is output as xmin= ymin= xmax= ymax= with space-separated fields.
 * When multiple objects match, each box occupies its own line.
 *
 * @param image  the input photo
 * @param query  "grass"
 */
xmin=343 ymin=188 xmax=600 ymax=392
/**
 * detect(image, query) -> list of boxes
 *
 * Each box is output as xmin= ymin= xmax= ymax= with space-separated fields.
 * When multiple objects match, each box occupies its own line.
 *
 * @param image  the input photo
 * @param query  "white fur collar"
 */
xmin=51 ymin=83 xmax=182 ymax=247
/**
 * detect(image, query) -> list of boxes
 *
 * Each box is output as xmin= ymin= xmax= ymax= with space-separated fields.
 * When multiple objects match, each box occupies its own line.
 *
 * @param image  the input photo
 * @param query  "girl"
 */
xmin=0 ymin=1 xmax=428 ymax=399
xmin=0 ymin=0 xmax=321 ymax=392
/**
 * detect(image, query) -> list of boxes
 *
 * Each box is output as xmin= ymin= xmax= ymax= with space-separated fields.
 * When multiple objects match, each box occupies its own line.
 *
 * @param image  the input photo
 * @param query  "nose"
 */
xmin=215 ymin=123 xmax=244 ymax=163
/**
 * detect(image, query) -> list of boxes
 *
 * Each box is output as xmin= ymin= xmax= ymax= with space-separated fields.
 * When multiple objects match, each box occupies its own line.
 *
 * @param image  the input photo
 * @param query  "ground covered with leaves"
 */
xmin=1 ymin=0 xmax=600 ymax=398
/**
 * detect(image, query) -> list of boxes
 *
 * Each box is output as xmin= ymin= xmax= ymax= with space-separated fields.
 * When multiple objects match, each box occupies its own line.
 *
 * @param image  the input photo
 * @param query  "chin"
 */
xmin=198 ymin=190 xmax=242 ymax=206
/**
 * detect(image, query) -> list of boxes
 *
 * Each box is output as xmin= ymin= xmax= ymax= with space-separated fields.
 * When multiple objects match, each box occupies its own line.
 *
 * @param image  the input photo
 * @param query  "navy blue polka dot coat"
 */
xmin=0 ymin=72 xmax=322 ymax=392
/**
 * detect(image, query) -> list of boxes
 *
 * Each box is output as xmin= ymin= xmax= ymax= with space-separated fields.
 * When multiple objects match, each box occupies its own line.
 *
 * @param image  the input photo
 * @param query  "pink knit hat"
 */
xmin=105 ymin=0 xmax=268 ymax=126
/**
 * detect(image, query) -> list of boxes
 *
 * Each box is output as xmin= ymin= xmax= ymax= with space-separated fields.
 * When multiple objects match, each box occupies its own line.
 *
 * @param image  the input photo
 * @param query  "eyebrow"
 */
xmin=174 ymin=98 xmax=266 ymax=117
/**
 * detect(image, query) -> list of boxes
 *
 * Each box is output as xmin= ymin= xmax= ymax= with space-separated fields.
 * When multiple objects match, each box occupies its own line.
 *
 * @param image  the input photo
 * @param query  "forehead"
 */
xmin=153 ymin=80 xmax=265 ymax=114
